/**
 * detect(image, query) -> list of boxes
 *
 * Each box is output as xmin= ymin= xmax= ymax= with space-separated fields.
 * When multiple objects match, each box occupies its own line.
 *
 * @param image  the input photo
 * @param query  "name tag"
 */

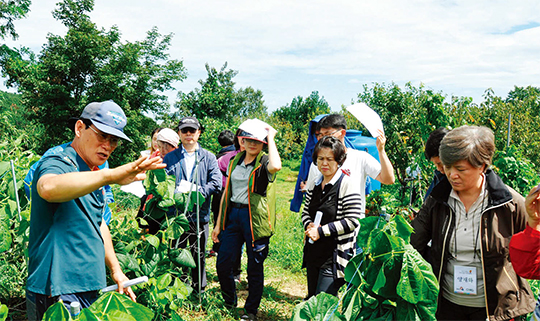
xmin=454 ymin=265 xmax=477 ymax=295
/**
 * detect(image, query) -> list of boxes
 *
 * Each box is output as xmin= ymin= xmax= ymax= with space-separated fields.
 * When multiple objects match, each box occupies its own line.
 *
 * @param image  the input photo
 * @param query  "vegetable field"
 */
xmin=1 ymin=141 xmax=540 ymax=320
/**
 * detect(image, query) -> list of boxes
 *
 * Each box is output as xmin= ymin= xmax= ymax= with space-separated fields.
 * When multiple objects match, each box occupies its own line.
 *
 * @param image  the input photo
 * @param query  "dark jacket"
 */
xmin=164 ymin=144 xmax=222 ymax=223
xmin=411 ymin=169 xmax=535 ymax=321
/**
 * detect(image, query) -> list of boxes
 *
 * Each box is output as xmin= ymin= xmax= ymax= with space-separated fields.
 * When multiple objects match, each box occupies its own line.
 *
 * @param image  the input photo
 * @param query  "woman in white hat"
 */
xmin=212 ymin=119 xmax=281 ymax=321
xmin=156 ymin=128 xmax=179 ymax=157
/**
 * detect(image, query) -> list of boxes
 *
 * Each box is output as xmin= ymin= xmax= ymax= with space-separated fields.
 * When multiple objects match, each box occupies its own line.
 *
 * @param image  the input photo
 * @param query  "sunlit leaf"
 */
xmin=87 ymin=292 xmax=153 ymax=321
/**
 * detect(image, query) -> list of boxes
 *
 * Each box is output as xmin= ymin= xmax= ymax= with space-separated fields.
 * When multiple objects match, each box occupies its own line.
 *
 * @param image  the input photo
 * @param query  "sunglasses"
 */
xmin=243 ymin=138 xmax=263 ymax=145
xmin=88 ymin=126 xmax=121 ymax=147
xmin=180 ymin=128 xmax=197 ymax=134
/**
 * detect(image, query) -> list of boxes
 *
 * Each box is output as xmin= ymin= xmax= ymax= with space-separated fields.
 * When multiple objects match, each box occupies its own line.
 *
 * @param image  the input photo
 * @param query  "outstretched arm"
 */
xmin=38 ymin=155 xmax=166 ymax=203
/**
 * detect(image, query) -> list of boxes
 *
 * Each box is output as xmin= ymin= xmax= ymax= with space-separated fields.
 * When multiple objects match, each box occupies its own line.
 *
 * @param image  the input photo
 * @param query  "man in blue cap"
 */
xmin=25 ymin=100 xmax=166 ymax=320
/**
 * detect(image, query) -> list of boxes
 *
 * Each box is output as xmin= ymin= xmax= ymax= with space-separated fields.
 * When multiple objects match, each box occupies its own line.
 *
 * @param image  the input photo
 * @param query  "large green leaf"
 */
xmin=43 ymin=301 xmax=70 ymax=321
xmin=368 ymin=229 xmax=404 ymax=259
xmin=290 ymin=292 xmax=344 ymax=321
xmin=0 ymin=162 xmax=10 ymax=178
xmin=140 ymin=260 xmax=158 ymax=277
xmin=0 ymin=303 xmax=8 ymax=321
xmin=116 ymin=253 xmax=140 ymax=273
xmin=395 ymin=299 xmax=420 ymax=321
xmin=386 ymin=215 xmax=414 ymax=243
xmin=173 ymin=191 xmax=205 ymax=212
xmin=171 ymin=277 xmax=192 ymax=299
xmin=344 ymin=253 xmax=366 ymax=286
xmin=79 ymin=309 xmax=101 ymax=320
xmin=87 ymin=292 xmax=154 ymax=321
xmin=371 ymin=252 xmax=402 ymax=300
xmin=169 ymin=247 xmax=196 ymax=269
xmin=357 ymin=216 xmax=382 ymax=250
xmin=143 ymin=197 xmax=167 ymax=220
xmin=164 ymin=216 xmax=187 ymax=240
xmin=7 ymin=199 xmax=18 ymax=219
xmin=156 ymin=273 xmax=173 ymax=291
xmin=415 ymin=300 xmax=438 ymax=321
xmin=0 ymin=207 xmax=12 ymax=252
xmin=145 ymin=234 xmax=160 ymax=249
xmin=342 ymin=287 xmax=362 ymax=321
xmin=396 ymin=245 xmax=439 ymax=305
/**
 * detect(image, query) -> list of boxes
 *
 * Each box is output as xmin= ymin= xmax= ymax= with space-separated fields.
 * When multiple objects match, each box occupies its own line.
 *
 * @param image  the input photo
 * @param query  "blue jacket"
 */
xmin=164 ymin=144 xmax=222 ymax=223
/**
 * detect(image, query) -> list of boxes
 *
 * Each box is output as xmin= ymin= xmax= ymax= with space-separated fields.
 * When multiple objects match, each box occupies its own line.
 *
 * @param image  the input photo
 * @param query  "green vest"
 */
xmin=219 ymin=151 xmax=276 ymax=244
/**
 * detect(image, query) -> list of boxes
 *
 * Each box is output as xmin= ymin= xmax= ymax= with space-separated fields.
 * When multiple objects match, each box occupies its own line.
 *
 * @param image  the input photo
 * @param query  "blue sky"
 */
xmin=2 ymin=0 xmax=540 ymax=112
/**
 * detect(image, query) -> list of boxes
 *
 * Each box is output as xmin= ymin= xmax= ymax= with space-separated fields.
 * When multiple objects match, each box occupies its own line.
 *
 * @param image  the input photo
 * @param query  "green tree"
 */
xmin=350 ymin=82 xmax=454 ymax=187
xmin=173 ymin=62 xmax=267 ymax=123
xmin=169 ymin=62 xmax=268 ymax=154
xmin=0 ymin=0 xmax=186 ymax=166
xmin=0 ymin=0 xmax=31 ymax=40
xmin=271 ymin=91 xmax=330 ymax=159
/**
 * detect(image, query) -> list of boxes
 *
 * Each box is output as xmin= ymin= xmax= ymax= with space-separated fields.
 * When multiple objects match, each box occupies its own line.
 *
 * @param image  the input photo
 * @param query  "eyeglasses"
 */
xmin=180 ymin=128 xmax=197 ymax=134
xmin=319 ymin=129 xmax=341 ymax=138
xmin=88 ymin=126 xmax=121 ymax=147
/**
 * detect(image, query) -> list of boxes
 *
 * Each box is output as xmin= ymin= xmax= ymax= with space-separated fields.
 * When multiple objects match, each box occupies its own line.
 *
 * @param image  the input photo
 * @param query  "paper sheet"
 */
xmin=120 ymin=181 xmax=146 ymax=198
xmin=175 ymin=179 xmax=198 ymax=194
xmin=238 ymin=119 xmax=273 ymax=142
xmin=346 ymin=103 xmax=385 ymax=137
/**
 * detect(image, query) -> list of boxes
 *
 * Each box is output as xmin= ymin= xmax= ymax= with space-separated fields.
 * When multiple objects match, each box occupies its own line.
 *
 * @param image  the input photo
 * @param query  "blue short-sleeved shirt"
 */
xmin=26 ymin=146 xmax=107 ymax=296
xmin=24 ymin=143 xmax=114 ymax=225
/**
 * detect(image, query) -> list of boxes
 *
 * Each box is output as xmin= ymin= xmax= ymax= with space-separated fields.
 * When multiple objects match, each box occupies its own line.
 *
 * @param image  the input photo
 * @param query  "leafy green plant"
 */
xmin=0 ymin=136 xmax=38 ymax=318
xmin=109 ymin=168 xmax=207 ymax=319
xmin=43 ymin=291 xmax=154 ymax=321
xmin=290 ymin=215 xmax=439 ymax=321
xmin=493 ymin=145 xmax=539 ymax=195
xmin=0 ymin=301 xmax=7 ymax=321
xmin=291 ymin=292 xmax=343 ymax=321
xmin=139 ymin=273 xmax=192 ymax=319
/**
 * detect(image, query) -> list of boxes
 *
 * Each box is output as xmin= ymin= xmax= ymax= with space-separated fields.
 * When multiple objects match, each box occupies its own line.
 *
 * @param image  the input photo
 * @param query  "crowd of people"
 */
xmin=23 ymin=99 xmax=540 ymax=321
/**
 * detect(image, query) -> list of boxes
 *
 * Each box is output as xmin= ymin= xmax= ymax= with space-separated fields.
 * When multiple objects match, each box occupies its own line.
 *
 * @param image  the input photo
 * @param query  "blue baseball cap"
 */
xmin=71 ymin=100 xmax=131 ymax=142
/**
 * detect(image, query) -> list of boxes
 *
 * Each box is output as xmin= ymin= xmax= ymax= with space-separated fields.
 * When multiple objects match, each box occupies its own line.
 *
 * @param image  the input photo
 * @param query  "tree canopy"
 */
xmin=0 ymin=0 xmax=186 ymax=165
xmin=173 ymin=62 xmax=267 ymax=123
xmin=0 ymin=0 xmax=31 ymax=40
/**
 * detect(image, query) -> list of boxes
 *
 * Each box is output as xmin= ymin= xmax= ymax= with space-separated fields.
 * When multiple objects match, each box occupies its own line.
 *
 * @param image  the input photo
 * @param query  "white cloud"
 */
xmin=2 ymin=0 xmax=540 ymax=111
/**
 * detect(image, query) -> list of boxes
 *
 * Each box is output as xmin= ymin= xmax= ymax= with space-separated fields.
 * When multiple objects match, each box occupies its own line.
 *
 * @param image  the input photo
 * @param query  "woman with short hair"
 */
xmin=411 ymin=125 xmax=535 ymax=320
xmin=302 ymin=136 xmax=362 ymax=299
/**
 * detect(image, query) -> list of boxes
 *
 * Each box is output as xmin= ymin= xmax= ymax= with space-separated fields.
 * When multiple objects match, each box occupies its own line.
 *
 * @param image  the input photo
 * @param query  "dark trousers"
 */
xmin=437 ymin=295 xmax=529 ymax=321
xmin=175 ymin=221 xmax=209 ymax=292
xmin=211 ymin=192 xmax=242 ymax=278
xmin=306 ymin=259 xmax=344 ymax=299
xmin=216 ymin=207 xmax=269 ymax=315
xmin=26 ymin=290 xmax=98 ymax=321
xmin=436 ymin=296 xmax=487 ymax=320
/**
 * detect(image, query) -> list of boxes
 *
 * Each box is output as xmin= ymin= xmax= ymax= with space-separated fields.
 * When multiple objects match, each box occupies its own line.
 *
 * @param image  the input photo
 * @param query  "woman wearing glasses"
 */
xmin=411 ymin=125 xmax=535 ymax=320
xmin=212 ymin=119 xmax=281 ymax=321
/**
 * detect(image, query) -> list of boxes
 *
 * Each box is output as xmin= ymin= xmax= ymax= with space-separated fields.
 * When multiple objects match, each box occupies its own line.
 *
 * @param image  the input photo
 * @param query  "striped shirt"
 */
xmin=302 ymin=169 xmax=362 ymax=278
